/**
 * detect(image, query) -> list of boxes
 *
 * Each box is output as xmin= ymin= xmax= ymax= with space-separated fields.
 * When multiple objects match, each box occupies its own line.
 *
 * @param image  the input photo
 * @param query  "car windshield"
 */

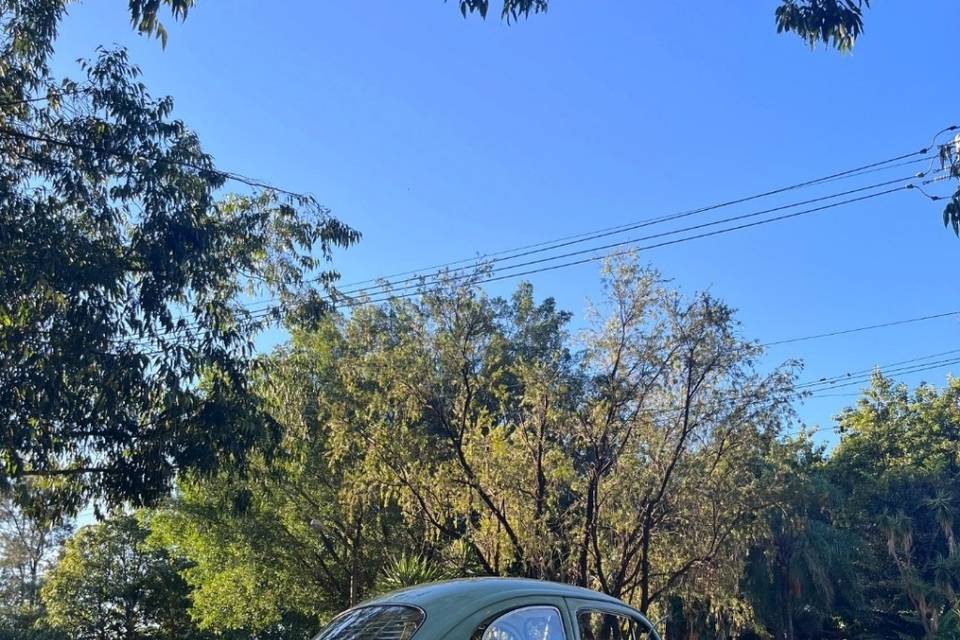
xmin=313 ymin=605 xmax=424 ymax=640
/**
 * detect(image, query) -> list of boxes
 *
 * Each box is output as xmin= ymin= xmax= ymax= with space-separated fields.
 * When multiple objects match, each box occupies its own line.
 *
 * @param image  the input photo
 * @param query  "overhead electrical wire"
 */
xmin=125 ymin=176 xmax=922 ymax=348
xmin=3 ymin=119 xmax=953 ymax=301
xmin=334 ymin=125 xmax=958 ymax=293
xmin=95 ymin=143 xmax=946 ymax=349
xmin=0 ymin=124 xmax=318 ymax=201
xmin=796 ymin=348 xmax=960 ymax=390
xmin=6 ymin=124 xmax=957 ymax=352
xmin=348 ymin=181 xmax=930 ymax=309
xmin=117 ymin=167 xmax=951 ymax=348
xmin=335 ymin=152 xmax=940 ymax=292
xmin=762 ymin=311 xmax=960 ymax=347
xmin=334 ymin=175 xmax=925 ymax=299
xmin=804 ymin=358 xmax=960 ymax=392
xmin=6 ymin=104 xmax=960 ymax=441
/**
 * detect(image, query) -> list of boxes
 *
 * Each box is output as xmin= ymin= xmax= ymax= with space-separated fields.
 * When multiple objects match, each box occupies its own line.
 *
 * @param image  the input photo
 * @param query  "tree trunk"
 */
xmin=577 ymin=472 xmax=598 ymax=587
xmin=776 ymin=555 xmax=794 ymax=640
xmin=349 ymin=513 xmax=363 ymax=605
xmin=638 ymin=517 xmax=652 ymax=614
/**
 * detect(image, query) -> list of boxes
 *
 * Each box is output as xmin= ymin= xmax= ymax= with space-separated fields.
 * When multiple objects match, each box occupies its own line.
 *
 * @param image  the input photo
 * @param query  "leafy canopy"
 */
xmin=830 ymin=375 xmax=960 ymax=639
xmin=41 ymin=514 xmax=207 ymax=640
xmin=154 ymin=259 xmax=799 ymax=634
xmin=0 ymin=1 xmax=359 ymax=510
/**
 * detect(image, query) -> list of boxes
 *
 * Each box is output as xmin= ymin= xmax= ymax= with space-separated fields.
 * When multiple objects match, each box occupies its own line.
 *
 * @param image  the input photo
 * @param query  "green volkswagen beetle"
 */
xmin=313 ymin=578 xmax=661 ymax=640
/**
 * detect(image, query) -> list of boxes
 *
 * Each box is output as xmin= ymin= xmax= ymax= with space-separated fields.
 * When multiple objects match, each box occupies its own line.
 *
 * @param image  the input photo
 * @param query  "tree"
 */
xmin=570 ymin=260 xmax=795 ymax=621
xmin=147 ymin=259 xmax=797 ymax=638
xmin=147 ymin=322 xmax=417 ymax=637
xmin=0 ymin=0 xmax=358 ymax=509
xmin=742 ymin=438 xmax=862 ymax=640
xmin=41 ymin=514 xmax=206 ymax=640
xmin=828 ymin=375 xmax=960 ymax=639
xmin=0 ymin=488 xmax=71 ymax=635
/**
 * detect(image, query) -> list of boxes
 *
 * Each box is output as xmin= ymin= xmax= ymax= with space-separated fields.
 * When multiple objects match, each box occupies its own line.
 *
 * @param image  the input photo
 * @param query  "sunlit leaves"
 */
xmin=41 ymin=515 xmax=203 ymax=640
xmin=127 ymin=0 xmax=194 ymax=48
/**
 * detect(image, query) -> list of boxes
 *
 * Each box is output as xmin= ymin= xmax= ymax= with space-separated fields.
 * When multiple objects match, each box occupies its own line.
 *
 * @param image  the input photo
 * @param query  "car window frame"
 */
xmin=471 ymin=604 xmax=568 ymax=640
xmin=562 ymin=599 xmax=661 ymax=640
xmin=311 ymin=603 xmax=427 ymax=640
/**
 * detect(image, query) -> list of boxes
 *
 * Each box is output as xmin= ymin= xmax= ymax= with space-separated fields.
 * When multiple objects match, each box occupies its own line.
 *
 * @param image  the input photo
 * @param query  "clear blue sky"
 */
xmin=51 ymin=1 xmax=960 ymax=441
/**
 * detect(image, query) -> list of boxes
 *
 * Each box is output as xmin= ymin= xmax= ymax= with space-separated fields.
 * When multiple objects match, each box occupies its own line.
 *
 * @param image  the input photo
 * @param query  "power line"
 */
xmin=335 ymin=152 xmax=939 ymax=293
xmin=117 ymin=175 xmax=936 ymax=348
xmin=7 ymin=119 xmax=951 ymax=309
xmin=0 ymin=125 xmax=317 ymax=201
xmin=798 ymin=348 xmax=960 ymax=388
xmin=115 ymin=171 xmax=927 ymax=348
xmin=10 ymin=127 xmax=954 ymax=350
xmin=335 ymin=174 xmax=927 ymax=299
xmin=799 ymin=353 xmax=960 ymax=392
xmin=335 ymin=128 xmax=956 ymax=293
xmin=352 ymin=183 xmax=917 ymax=308
xmin=0 ymin=86 xmax=93 ymax=108
xmin=763 ymin=311 xmax=960 ymax=347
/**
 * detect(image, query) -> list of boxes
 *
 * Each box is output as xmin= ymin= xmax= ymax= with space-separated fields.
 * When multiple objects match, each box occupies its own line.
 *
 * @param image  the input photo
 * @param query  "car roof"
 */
xmin=364 ymin=577 xmax=632 ymax=612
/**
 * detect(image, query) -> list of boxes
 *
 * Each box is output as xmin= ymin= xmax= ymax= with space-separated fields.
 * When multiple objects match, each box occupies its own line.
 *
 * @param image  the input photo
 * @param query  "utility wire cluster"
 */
xmin=4 ymin=119 xmax=960 ymax=400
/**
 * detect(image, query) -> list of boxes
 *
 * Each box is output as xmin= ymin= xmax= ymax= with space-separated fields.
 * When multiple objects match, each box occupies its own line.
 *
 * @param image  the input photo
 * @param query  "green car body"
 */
xmin=314 ymin=578 xmax=661 ymax=640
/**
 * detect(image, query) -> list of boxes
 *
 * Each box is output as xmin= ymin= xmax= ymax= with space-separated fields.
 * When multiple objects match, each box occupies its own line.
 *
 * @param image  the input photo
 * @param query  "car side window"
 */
xmin=576 ymin=610 xmax=651 ymax=640
xmin=473 ymin=606 xmax=566 ymax=640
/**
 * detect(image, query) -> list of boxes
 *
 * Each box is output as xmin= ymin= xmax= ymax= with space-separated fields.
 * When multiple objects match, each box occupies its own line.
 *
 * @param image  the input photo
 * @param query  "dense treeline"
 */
xmin=4 ymin=264 xmax=960 ymax=640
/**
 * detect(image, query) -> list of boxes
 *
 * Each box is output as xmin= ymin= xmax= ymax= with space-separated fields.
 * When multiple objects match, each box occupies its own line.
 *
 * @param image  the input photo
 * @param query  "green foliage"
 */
xmin=156 ymin=258 xmax=798 ymax=637
xmin=0 ymin=488 xmax=71 ymax=637
xmin=3 ymin=4 xmax=959 ymax=640
xmin=935 ymin=606 xmax=960 ymax=640
xmin=829 ymin=375 xmax=960 ymax=639
xmin=453 ymin=0 xmax=547 ymax=22
xmin=0 ymin=1 xmax=358 ymax=510
xmin=774 ymin=0 xmax=869 ymax=51
xmin=376 ymin=554 xmax=447 ymax=594
xmin=147 ymin=319 xmax=436 ymax=635
xmin=20 ymin=287 xmax=960 ymax=640
xmin=127 ymin=0 xmax=194 ymax=47
xmin=742 ymin=439 xmax=862 ymax=640
xmin=939 ymin=138 xmax=960 ymax=237
xmin=41 ymin=514 xmax=206 ymax=640
xmin=450 ymin=0 xmax=871 ymax=50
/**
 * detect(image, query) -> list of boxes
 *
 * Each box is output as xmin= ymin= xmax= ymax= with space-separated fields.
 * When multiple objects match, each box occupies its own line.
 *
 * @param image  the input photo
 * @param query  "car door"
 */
xmin=561 ymin=597 xmax=661 ymax=640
